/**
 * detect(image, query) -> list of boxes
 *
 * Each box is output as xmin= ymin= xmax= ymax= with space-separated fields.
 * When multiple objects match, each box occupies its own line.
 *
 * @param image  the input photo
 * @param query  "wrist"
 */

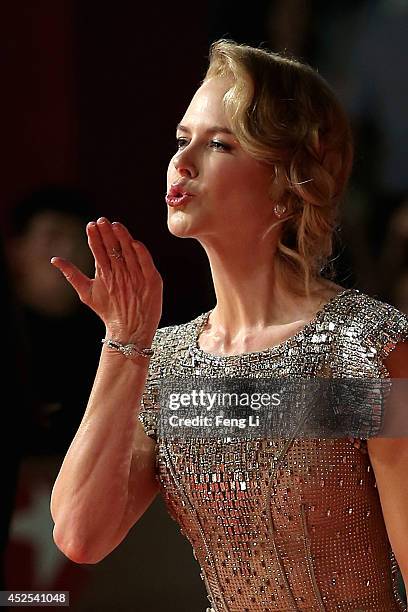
xmin=104 ymin=326 xmax=156 ymax=347
xmin=101 ymin=337 xmax=154 ymax=359
xmin=101 ymin=343 xmax=151 ymax=368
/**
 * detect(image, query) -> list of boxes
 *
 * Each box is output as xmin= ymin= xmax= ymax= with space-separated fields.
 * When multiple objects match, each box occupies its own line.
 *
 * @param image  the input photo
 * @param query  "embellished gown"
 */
xmin=138 ymin=288 xmax=408 ymax=611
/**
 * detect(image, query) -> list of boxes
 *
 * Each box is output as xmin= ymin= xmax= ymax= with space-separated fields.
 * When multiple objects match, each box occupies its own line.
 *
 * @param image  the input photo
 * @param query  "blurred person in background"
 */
xmin=264 ymin=0 xmax=408 ymax=297
xmin=5 ymin=185 xmax=103 ymax=456
xmin=0 ymin=234 xmax=27 ymax=592
xmin=336 ymin=0 xmax=408 ymax=297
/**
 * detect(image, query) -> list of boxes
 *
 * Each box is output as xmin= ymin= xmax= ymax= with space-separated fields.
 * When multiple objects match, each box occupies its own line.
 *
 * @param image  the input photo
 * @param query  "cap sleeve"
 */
xmin=347 ymin=299 xmax=408 ymax=444
xmin=370 ymin=303 xmax=408 ymax=371
xmin=366 ymin=300 xmax=408 ymax=378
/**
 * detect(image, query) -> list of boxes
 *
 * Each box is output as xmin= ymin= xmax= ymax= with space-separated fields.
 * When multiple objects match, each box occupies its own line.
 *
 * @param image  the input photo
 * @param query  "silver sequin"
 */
xmin=139 ymin=288 xmax=408 ymax=611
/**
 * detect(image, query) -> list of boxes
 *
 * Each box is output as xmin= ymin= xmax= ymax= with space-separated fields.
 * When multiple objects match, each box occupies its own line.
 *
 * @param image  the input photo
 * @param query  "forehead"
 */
xmin=179 ymin=76 xmax=233 ymax=129
xmin=27 ymin=211 xmax=84 ymax=236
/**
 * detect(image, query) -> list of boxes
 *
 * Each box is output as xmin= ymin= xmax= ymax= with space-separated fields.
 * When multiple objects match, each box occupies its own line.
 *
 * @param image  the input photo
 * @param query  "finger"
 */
xmin=111 ymin=222 xmax=143 ymax=279
xmin=51 ymin=257 xmax=92 ymax=302
xmin=86 ymin=221 xmax=110 ymax=270
xmin=96 ymin=217 xmax=123 ymax=268
xmin=131 ymin=240 xmax=159 ymax=281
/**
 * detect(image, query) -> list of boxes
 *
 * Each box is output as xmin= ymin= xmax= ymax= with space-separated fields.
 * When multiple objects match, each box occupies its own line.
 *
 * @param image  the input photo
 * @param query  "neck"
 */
xmin=199 ymin=236 xmax=336 ymax=339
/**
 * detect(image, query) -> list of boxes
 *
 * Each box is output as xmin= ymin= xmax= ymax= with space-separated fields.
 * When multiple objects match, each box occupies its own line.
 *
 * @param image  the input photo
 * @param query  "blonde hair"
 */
xmin=204 ymin=40 xmax=354 ymax=297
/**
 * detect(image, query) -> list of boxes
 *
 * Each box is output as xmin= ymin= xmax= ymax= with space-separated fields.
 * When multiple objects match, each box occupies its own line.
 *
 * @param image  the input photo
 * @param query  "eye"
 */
xmin=176 ymin=137 xmax=189 ymax=149
xmin=209 ymin=140 xmax=231 ymax=151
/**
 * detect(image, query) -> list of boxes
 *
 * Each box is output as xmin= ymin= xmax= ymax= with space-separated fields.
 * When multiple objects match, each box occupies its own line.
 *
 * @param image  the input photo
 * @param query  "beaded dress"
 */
xmin=138 ymin=288 xmax=408 ymax=611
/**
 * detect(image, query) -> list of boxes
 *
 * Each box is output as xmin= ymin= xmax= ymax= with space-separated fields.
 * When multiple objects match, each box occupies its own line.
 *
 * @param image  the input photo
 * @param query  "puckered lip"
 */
xmin=167 ymin=181 xmax=196 ymax=198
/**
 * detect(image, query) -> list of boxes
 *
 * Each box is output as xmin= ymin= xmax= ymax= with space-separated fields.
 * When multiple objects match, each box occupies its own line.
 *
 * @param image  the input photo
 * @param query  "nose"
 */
xmin=173 ymin=147 xmax=198 ymax=178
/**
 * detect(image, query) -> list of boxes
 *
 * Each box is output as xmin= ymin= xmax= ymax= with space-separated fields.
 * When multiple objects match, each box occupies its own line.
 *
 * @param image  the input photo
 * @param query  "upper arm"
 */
xmin=367 ymin=435 xmax=408 ymax=579
xmin=382 ymin=339 xmax=408 ymax=378
xmin=367 ymin=341 xmax=408 ymax=577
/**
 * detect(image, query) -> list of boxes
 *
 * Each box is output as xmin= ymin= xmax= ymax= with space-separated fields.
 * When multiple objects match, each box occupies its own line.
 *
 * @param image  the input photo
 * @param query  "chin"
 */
xmin=167 ymin=209 xmax=199 ymax=238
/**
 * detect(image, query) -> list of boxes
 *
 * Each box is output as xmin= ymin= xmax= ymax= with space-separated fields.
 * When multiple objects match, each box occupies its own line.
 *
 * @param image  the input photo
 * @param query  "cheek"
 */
xmin=207 ymin=160 xmax=243 ymax=192
xmin=211 ymin=167 xmax=261 ymax=200
xmin=232 ymin=166 xmax=272 ymax=200
xmin=212 ymin=168 xmax=273 ymax=218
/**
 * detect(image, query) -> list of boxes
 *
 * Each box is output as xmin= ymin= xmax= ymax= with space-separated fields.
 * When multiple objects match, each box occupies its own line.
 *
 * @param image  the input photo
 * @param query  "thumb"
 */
xmin=51 ymin=257 xmax=91 ymax=303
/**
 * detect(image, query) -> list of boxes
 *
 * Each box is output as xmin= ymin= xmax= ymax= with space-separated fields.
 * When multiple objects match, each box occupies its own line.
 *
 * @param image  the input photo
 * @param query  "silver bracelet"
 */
xmin=101 ymin=338 xmax=154 ymax=359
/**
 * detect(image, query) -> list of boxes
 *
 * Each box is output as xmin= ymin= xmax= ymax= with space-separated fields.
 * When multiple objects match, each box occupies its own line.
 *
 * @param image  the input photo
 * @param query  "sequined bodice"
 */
xmin=138 ymin=289 xmax=408 ymax=611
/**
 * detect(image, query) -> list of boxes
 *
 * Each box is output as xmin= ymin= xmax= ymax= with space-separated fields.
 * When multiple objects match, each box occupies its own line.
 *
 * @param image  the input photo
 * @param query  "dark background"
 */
xmin=0 ymin=1 xmax=214 ymax=326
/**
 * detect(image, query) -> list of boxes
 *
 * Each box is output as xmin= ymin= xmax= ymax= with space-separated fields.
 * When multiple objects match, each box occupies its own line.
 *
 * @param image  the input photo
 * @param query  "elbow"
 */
xmin=52 ymin=524 xmax=104 ymax=565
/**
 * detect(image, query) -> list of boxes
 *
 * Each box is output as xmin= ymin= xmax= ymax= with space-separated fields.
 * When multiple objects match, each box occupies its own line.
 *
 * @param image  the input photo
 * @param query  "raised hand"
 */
xmin=51 ymin=217 xmax=163 ymax=345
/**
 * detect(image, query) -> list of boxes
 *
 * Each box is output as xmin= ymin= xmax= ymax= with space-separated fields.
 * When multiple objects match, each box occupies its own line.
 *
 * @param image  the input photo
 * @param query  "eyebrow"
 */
xmin=176 ymin=123 xmax=234 ymax=136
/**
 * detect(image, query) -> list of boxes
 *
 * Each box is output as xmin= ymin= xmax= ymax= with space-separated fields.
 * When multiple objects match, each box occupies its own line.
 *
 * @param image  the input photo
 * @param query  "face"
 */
xmin=10 ymin=211 xmax=94 ymax=312
xmin=166 ymin=76 xmax=277 ymax=245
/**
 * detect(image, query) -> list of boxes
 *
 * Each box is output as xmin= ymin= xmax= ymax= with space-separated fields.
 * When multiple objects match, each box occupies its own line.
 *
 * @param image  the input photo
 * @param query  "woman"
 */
xmin=50 ymin=40 xmax=408 ymax=611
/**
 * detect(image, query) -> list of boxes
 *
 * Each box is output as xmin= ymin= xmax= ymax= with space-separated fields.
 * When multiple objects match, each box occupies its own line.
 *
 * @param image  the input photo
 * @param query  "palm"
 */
xmin=51 ymin=218 xmax=163 ymax=343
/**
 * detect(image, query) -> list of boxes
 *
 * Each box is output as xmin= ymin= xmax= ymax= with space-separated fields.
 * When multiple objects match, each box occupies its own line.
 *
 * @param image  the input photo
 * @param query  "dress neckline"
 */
xmin=191 ymin=288 xmax=355 ymax=361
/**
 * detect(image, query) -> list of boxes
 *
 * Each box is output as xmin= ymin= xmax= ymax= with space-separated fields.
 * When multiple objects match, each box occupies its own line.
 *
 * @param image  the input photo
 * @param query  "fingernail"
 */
xmin=87 ymin=221 xmax=96 ymax=228
xmin=97 ymin=217 xmax=107 ymax=224
xmin=50 ymin=257 xmax=57 ymax=264
xmin=112 ymin=222 xmax=120 ymax=229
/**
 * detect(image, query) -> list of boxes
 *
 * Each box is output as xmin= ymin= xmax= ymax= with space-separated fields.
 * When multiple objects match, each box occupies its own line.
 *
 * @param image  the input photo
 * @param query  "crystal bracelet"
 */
xmin=101 ymin=338 xmax=154 ymax=359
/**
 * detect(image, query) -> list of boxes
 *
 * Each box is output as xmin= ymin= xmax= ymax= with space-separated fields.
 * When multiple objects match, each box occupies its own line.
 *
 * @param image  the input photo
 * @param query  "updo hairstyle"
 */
xmin=204 ymin=40 xmax=354 ymax=296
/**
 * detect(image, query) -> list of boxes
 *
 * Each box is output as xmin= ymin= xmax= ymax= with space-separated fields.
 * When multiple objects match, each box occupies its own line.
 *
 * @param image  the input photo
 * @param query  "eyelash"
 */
xmin=176 ymin=137 xmax=231 ymax=152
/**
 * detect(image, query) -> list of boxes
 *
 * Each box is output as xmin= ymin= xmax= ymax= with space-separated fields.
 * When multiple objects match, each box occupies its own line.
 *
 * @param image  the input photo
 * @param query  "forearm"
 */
xmin=51 ymin=346 xmax=150 ymax=561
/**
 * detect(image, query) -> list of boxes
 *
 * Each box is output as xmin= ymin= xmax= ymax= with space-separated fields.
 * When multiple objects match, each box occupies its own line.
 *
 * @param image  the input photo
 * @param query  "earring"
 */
xmin=274 ymin=203 xmax=287 ymax=217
